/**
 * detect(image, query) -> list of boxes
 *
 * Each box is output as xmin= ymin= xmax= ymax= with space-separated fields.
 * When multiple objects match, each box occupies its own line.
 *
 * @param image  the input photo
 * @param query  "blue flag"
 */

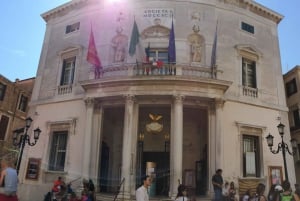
xmin=129 ymin=20 xmax=140 ymax=56
xmin=211 ymin=22 xmax=218 ymax=67
xmin=168 ymin=19 xmax=176 ymax=63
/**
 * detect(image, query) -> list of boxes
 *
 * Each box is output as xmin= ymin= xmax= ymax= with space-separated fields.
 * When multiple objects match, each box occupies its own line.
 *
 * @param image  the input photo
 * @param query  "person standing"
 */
xmin=212 ymin=169 xmax=224 ymax=201
xmin=136 ymin=175 xmax=152 ymax=201
xmin=175 ymin=184 xmax=189 ymax=201
xmin=0 ymin=158 xmax=18 ymax=197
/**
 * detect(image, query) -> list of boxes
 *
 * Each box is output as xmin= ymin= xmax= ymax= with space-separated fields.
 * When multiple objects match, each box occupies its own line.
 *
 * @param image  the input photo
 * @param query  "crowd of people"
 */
xmin=45 ymin=177 xmax=95 ymax=201
xmin=212 ymin=168 xmax=300 ymax=201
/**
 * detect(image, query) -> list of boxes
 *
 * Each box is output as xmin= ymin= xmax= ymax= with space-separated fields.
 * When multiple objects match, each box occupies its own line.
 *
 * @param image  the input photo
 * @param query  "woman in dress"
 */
xmin=175 ymin=184 xmax=189 ymax=201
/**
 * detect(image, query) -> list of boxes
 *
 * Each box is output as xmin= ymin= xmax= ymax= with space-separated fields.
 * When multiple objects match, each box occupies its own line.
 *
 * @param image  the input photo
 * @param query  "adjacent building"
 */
xmin=0 ymin=75 xmax=35 ymax=158
xmin=283 ymin=65 xmax=300 ymax=184
xmin=18 ymin=0 xmax=296 ymax=200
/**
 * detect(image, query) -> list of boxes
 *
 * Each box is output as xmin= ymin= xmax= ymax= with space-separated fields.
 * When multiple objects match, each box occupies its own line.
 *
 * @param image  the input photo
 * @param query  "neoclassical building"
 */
xmin=18 ymin=0 xmax=296 ymax=200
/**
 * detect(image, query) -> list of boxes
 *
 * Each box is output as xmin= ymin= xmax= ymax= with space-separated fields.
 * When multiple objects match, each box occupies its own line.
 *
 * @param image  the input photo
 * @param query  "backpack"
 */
xmin=280 ymin=193 xmax=294 ymax=201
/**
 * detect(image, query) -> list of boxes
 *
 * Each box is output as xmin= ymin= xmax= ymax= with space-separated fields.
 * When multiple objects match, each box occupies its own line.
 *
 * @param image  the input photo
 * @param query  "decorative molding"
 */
xmin=84 ymin=97 xmax=95 ymax=107
xmin=46 ymin=118 xmax=77 ymax=135
xmin=235 ymin=121 xmax=267 ymax=135
xmin=173 ymin=94 xmax=185 ymax=104
xmin=235 ymin=44 xmax=262 ymax=61
xmin=141 ymin=22 xmax=170 ymax=39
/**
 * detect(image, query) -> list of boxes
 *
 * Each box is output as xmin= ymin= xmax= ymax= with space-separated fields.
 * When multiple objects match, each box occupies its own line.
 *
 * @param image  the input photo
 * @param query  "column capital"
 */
xmin=173 ymin=94 xmax=185 ymax=104
xmin=124 ymin=94 xmax=136 ymax=104
xmin=215 ymin=98 xmax=225 ymax=109
xmin=84 ymin=97 xmax=95 ymax=108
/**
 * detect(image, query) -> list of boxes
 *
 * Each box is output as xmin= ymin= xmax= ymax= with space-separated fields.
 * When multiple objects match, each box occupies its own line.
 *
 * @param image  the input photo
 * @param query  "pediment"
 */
xmin=58 ymin=45 xmax=83 ymax=56
xmin=235 ymin=44 xmax=263 ymax=59
xmin=141 ymin=25 xmax=170 ymax=39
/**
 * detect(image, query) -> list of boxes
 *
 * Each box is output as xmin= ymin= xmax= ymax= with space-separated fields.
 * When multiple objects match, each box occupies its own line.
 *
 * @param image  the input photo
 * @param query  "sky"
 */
xmin=0 ymin=1 xmax=299 ymax=82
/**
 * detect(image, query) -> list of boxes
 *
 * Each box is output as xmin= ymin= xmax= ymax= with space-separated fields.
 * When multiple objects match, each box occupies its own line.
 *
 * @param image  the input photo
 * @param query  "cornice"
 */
xmin=41 ymin=0 xmax=283 ymax=24
xmin=242 ymin=0 xmax=283 ymax=24
xmin=41 ymin=0 xmax=88 ymax=22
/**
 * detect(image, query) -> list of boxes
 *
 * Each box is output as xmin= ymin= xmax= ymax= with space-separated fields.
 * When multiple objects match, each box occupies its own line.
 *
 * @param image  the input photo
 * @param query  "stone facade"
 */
xmin=18 ymin=0 xmax=295 ymax=200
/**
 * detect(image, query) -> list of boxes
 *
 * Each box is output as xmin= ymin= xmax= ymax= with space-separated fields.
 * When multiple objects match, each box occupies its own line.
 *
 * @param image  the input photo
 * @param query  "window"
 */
xmin=293 ymin=109 xmax=300 ymax=127
xmin=242 ymin=58 xmax=257 ymax=88
xmin=286 ymin=78 xmax=297 ymax=97
xmin=0 ymin=83 xmax=6 ymax=101
xmin=65 ymin=22 xmax=80 ymax=34
xmin=60 ymin=57 xmax=76 ymax=86
xmin=0 ymin=115 xmax=9 ymax=140
xmin=243 ymin=135 xmax=260 ymax=177
xmin=49 ymin=131 xmax=68 ymax=171
xmin=149 ymin=49 xmax=168 ymax=63
xmin=241 ymin=22 xmax=254 ymax=34
xmin=18 ymin=94 xmax=28 ymax=112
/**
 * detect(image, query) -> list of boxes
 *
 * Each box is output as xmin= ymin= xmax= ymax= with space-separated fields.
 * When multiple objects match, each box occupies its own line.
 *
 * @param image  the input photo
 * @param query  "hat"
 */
xmin=275 ymin=185 xmax=283 ymax=191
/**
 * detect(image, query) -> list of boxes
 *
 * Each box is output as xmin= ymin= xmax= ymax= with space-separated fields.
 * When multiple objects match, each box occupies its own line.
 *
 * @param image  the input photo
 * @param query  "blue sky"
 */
xmin=0 ymin=1 xmax=299 ymax=81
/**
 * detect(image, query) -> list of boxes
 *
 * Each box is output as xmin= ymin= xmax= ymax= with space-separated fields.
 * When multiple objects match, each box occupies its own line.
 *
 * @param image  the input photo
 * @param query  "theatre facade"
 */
xmin=18 ymin=0 xmax=296 ymax=200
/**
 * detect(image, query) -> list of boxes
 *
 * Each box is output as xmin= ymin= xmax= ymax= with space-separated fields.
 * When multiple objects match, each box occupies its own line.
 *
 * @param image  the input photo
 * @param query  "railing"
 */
xmin=135 ymin=62 xmax=176 ymax=76
xmin=89 ymin=63 xmax=218 ymax=79
xmin=58 ymin=84 xmax=73 ymax=95
xmin=113 ymin=177 xmax=125 ymax=201
xmin=243 ymin=86 xmax=258 ymax=98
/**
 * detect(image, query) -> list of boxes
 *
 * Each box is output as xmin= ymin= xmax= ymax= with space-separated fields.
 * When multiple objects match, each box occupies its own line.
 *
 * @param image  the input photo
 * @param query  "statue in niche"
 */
xmin=188 ymin=25 xmax=203 ymax=63
xmin=111 ymin=27 xmax=128 ymax=63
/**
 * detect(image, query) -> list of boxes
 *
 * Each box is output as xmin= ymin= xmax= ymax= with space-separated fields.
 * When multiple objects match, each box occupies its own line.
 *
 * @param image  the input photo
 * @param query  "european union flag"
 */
xmin=168 ymin=19 xmax=176 ymax=63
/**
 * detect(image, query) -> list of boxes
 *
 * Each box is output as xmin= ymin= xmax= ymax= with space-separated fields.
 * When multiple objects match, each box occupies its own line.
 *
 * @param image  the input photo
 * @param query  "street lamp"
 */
xmin=13 ymin=117 xmax=41 ymax=174
xmin=266 ymin=122 xmax=298 ymax=181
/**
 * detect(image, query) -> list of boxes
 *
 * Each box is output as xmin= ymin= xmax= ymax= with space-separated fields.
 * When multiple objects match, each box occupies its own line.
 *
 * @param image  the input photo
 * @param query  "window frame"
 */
xmin=18 ymin=94 xmax=28 ymax=112
xmin=0 ymin=83 xmax=6 ymax=101
xmin=242 ymin=57 xmax=257 ymax=88
xmin=65 ymin=22 xmax=80 ymax=34
xmin=149 ymin=48 xmax=168 ymax=63
xmin=60 ymin=56 xmax=76 ymax=86
xmin=236 ymin=122 xmax=265 ymax=178
xmin=241 ymin=22 xmax=255 ymax=34
xmin=286 ymin=78 xmax=297 ymax=97
xmin=242 ymin=134 xmax=260 ymax=177
xmin=293 ymin=109 xmax=300 ymax=128
xmin=48 ymin=130 xmax=68 ymax=171
xmin=0 ymin=115 xmax=9 ymax=140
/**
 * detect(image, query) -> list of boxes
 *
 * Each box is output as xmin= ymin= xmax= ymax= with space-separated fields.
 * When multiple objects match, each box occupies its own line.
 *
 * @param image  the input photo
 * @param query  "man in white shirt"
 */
xmin=136 ymin=175 xmax=152 ymax=201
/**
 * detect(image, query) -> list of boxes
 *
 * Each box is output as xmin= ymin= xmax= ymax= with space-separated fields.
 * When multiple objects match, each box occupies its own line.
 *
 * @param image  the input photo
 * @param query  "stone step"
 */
xmin=96 ymin=193 xmax=211 ymax=201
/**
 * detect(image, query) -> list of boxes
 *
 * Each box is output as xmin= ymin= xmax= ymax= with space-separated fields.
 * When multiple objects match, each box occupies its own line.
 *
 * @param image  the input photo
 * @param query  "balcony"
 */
xmin=80 ymin=62 xmax=231 ymax=99
xmin=88 ymin=62 xmax=218 ymax=79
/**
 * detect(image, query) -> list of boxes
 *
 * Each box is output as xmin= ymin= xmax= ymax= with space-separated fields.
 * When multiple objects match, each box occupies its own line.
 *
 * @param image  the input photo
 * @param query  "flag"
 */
xmin=211 ymin=21 xmax=218 ymax=67
xmin=145 ymin=42 xmax=150 ymax=62
xmin=129 ymin=19 xmax=140 ymax=56
xmin=86 ymin=25 xmax=102 ymax=78
xmin=168 ymin=18 xmax=176 ymax=63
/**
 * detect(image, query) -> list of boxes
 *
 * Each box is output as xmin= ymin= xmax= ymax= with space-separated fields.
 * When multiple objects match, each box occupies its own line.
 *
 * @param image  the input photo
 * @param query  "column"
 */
xmin=90 ymin=103 xmax=104 ymax=189
xmin=82 ymin=97 xmax=95 ymax=179
xmin=208 ymin=103 xmax=216 ymax=197
xmin=121 ymin=95 xmax=136 ymax=199
xmin=170 ymin=95 xmax=184 ymax=198
xmin=215 ymin=98 xmax=224 ymax=170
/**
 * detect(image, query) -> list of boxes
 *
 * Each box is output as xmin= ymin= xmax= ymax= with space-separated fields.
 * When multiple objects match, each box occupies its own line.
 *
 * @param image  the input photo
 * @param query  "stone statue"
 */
xmin=188 ymin=26 xmax=203 ymax=63
xmin=111 ymin=27 xmax=128 ymax=63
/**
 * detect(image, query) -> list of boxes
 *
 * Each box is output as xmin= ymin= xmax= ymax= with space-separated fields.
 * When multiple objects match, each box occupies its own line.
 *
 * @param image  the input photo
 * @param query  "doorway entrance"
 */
xmin=137 ymin=106 xmax=170 ymax=196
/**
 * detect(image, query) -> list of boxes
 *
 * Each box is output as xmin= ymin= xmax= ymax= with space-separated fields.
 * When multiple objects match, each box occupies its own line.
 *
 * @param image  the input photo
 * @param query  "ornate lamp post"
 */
xmin=13 ymin=117 xmax=41 ymax=174
xmin=265 ymin=122 xmax=298 ymax=181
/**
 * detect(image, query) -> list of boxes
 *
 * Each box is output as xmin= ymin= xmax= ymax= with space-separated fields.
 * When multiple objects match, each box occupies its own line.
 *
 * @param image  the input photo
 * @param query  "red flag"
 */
xmin=87 ymin=26 xmax=101 ymax=69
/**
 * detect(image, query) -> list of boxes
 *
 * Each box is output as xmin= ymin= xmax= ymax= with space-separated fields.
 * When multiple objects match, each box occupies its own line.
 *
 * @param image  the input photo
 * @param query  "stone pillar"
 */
xmin=170 ymin=95 xmax=184 ymax=198
xmin=90 ymin=103 xmax=104 ymax=188
xmin=121 ymin=95 xmax=136 ymax=199
xmin=215 ymin=98 xmax=224 ymax=170
xmin=82 ymin=97 xmax=95 ymax=179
